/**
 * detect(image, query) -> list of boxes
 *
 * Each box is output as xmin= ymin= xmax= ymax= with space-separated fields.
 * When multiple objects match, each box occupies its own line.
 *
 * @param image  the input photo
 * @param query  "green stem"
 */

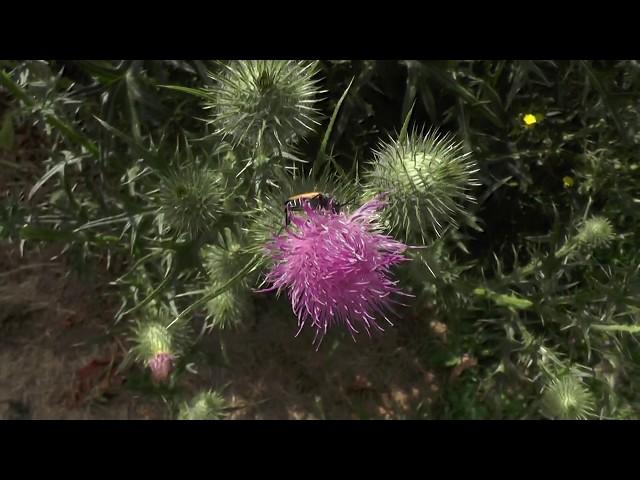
xmin=591 ymin=324 xmax=640 ymax=333
xmin=113 ymin=250 xmax=162 ymax=283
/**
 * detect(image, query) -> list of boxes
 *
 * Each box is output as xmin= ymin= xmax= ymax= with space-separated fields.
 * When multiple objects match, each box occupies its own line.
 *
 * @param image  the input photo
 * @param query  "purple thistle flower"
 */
xmin=259 ymin=196 xmax=410 ymax=348
xmin=148 ymin=352 xmax=174 ymax=383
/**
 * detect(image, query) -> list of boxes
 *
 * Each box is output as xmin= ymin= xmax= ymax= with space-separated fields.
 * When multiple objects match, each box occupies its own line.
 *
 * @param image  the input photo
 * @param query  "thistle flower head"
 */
xmin=178 ymin=390 xmax=229 ymax=420
xmin=364 ymin=128 xmax=479 ymax=243
xmin=206 ymin=60 xmax=324 ymax=153
xmin=575 ymin=216 xmax=615 ymax=250
xmin=259 ymin=196 xmax=410 ymax=348
xmin=158 ymin=165 xmax=225 ymax=239
xmin=130 ymin=313 xmax=191 ymax=383
xmin=541 ymin=374 xmax=596 ymax=420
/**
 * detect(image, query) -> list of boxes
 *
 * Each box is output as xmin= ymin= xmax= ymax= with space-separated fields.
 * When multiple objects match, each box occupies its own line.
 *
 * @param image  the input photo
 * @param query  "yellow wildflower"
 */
xmin=522 ymin=113 xmax=544 ymax=127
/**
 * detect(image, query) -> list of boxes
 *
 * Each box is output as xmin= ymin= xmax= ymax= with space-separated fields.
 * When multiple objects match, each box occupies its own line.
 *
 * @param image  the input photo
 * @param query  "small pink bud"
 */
xmin=148 ymin=352 xmax=174 ymax=383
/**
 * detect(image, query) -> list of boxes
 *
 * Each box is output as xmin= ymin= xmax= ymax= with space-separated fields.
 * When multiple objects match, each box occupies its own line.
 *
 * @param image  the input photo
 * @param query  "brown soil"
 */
xmin=0 ymin=239 xmax=446 ymax=419
xmin=0 ymin=242 xmax=168 ymax=419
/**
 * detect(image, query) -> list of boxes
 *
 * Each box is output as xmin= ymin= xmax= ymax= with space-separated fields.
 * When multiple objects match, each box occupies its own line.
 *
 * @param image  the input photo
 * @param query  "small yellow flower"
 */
xmin=523 ymin=113 xmax=544 ymax=128
xmin=563 ymin=176 xmax=574 ymax=188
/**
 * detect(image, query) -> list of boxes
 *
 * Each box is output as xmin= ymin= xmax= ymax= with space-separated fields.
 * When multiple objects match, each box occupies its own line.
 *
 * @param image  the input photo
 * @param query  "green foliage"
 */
xmin=3 ymin=59 xmax=640 ymax=419
xmin=0 ymin=110 xmax=14 ymax=150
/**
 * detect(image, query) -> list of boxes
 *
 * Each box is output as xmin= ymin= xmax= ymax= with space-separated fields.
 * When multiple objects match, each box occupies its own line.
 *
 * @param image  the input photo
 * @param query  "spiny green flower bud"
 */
xmin=364 ymin=128 xmax=479 ymax=243
xmin=246 ymin=195 xmax=285 ymax=263
xmin=158 ymin=165 xmax=225 ymax=239
xmin=201 ymin=228 xmax=253 ymax=329
xmin=178 ymin=390 xmax=229 ymax=420
xmin=130 ymin=314 xmax=191 ymax=383
xmin=206 ymin=60 xmax=324 ymax=153
xmin=203 ymin=228 xmax=248 ymax=279
xmin=541 ymin=374 xmax=596 ymax=420
xmin=575 ymin=216 xmax=615 ymax=250
xmin=148 ymin=353 xmax=173 ymax=383
xmin=204 ymin=287 xmax=252 ymax=330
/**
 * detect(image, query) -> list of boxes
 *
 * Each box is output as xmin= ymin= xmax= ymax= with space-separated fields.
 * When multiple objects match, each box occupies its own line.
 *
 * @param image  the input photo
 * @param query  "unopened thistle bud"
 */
xmin=178 ymin=390 xmax=229 ymax=420
xmin=158 ymin=165 xmax=225 ymax=239
xmin=575 ymin=216 xmax=615 ymax=250
xmin=201 ymin=228 xmax=253 ymax=329
xmin=206 ymin=60 xmax=324 ymax=153
xmin=204 ymin=287 xmax=252 ymax=330
xmin=541 ymin=374 xmax=596 ymax=420
xmin=131 ymin=315 xmax=191 ymax=384
xmin=364 ymin=128 xmax=480 ymax=243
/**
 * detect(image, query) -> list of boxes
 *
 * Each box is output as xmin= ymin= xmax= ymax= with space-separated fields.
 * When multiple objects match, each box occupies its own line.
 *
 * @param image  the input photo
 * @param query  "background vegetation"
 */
xmin=1 ymin=59 xmax=639 ymax=420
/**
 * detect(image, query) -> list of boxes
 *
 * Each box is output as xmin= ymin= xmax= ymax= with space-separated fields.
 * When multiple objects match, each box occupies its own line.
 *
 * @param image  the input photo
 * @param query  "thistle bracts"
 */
xmin=157 ymin=164 xmax=226 ymax=240
xmin=201 ymin=228 xmax=254 ymax=329
xmin=541 ymin=374 xmax=596 ymax=420
xmin=575 ymin=216 xmax=615 ymax=250
xmin=130 ymin=312 xmax=192 ymax=383
xmin=364 ymin=128 xmax=479 ymax=243
xmin=555 ymin=215 xmax=616 ymax=259
xmin=205 ymin=60 xmax=324 ymax=153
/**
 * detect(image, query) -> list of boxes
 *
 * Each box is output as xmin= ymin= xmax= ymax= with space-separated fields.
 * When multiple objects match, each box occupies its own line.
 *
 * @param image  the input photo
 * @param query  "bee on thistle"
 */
xmin=284 ymin=192 xmax=341 ymax=226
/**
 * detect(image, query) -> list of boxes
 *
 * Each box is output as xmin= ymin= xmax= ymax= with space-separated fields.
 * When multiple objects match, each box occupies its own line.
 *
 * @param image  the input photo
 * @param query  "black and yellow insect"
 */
xmin=284 ymin=192 xmax=341 ymax=226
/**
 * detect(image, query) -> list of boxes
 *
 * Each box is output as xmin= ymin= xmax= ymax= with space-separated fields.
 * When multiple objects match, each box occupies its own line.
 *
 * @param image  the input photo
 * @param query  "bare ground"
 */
xmin=0 ymin=239 xmax=450 ymax=419
xmin=0 ymin=243 xmax=169 ymax=419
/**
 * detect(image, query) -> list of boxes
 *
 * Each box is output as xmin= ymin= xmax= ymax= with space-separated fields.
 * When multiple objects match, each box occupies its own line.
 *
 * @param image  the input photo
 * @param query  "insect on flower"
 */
xmin=284 ymin=192 xmax=341 ymax=226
